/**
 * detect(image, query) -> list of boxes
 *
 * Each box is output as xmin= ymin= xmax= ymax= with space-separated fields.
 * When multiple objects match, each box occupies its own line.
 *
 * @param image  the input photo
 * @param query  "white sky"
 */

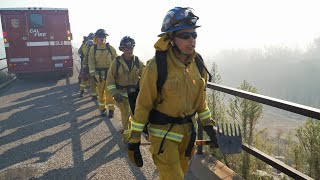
xmin=1 ymin=0 xmax=320 ymax=62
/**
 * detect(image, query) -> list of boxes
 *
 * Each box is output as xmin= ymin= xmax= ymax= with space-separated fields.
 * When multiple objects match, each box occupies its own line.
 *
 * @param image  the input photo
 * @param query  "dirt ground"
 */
xmin=256 ymin=109 xmax=305 ymax=139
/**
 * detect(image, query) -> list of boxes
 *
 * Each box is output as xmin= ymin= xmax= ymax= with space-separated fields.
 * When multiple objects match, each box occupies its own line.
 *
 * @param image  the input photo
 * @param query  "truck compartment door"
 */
xmin=3 ymin=13 xmax=30 ymax=63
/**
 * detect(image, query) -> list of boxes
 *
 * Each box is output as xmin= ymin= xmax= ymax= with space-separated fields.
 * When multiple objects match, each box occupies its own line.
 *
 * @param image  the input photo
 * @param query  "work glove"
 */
xmin=113 ymin=93 xmax=123 ymax=103
xmin=203 ymin=125 xmax=219 ymax=148
xmin=127 ymin=142 xmax=143 ymax=167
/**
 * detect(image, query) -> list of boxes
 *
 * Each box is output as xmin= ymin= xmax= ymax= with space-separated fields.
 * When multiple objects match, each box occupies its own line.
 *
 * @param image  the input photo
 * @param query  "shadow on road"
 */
xmin=0 ymin=65 xmax=148 ymax=179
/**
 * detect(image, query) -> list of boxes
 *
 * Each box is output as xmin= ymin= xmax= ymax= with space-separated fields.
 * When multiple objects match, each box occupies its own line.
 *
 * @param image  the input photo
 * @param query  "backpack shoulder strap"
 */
xmin=115 ymin=56 xmax=121 ymax=79
xmin=195 ymin=53 xmax=212 ymax=82
xmin=155 ymin=51 xmax=167 ymax=94
xmin=94 ymin=43 xmax=112 ymax=55
xmin=93 ymin=44 xmax=97 ymax=57
xmin=134 ymin=56 xmax=140 ymax=69
xmin=106 ymin=43 xmax=113 ymax=57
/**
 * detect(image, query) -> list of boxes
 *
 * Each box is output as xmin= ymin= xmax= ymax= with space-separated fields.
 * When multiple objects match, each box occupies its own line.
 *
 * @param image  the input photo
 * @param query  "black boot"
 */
xmin=108 ymin=110 xmax=114 ymax=118
xmin=100 ymin=109 xmax=106 ymax=117
xmin=91 ymin=96 xmax=97 ymax=101
xmin=79 ymin=91 xmax=84 ymax=98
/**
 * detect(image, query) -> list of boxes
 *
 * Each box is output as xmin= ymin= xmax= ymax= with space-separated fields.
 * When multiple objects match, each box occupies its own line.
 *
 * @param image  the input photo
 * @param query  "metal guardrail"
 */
xmin=208 ymin=83 xmax=320 ymax=120
xmin=197 ymin=82 xmax=319 ymax=179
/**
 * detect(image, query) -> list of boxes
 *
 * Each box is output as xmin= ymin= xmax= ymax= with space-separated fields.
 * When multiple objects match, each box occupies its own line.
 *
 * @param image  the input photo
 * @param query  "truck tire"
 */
xmin=16 ymin=73 xmax=24 ymax=79
xmin=67 ymin=71 xmax=73 ymax=77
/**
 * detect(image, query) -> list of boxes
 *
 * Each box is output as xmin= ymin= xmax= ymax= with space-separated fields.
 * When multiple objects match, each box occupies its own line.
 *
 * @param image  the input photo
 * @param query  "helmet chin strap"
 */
xmin=169 ymin=33 xmax=191 ymax=61
xmin=172 ymin=44 xmax=190 ymax=58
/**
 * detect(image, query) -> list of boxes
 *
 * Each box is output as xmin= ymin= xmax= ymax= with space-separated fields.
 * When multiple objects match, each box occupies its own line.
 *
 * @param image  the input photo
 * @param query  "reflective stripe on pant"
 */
xmin=105 ymin=86 xmax=115 ymax=110
xmin=89 ymin=76 xmax=97 ymax=96
xmin=80 ymin=79 xmax=88 ymax=91
xmin=148 ymin=124 xmax=194 ymax=180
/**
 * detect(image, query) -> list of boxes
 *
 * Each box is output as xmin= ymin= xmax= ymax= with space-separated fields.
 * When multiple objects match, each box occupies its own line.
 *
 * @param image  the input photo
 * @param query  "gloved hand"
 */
xmin=113 ymin=93 xmax=123 ymax=103
xmin=127 ymin=142 xmax=143 ymax=167
xmin=203 ymin=125 xmax=219 ymax=148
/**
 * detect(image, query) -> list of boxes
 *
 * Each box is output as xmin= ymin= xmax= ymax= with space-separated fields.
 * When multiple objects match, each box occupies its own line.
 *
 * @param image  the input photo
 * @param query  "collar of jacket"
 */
xmin=154 ymin=34 xmax=170 ymax=51
xmin=96 ymin=44 xmax=108 ymax=49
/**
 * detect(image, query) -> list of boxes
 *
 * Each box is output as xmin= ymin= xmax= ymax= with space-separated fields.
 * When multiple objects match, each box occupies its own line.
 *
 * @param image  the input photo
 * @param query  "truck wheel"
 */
xmin=67 ymin=71 xmax=73 ymax=77
xmin=16 ymin=73 xmax=23 ymax=79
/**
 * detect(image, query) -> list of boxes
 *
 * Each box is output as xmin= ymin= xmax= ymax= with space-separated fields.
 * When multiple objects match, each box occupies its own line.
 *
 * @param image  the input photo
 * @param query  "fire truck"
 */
xmin=0 ymin=7 xmax=73 ymax=77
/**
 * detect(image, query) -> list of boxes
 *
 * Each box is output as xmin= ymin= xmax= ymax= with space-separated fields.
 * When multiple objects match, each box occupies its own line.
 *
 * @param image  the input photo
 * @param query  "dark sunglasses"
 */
xmin=174 ymin=31 xmax=197 ymax=40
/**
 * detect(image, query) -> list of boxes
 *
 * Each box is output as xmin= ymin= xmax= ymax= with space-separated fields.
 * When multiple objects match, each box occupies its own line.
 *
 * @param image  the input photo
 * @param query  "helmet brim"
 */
xmin=158 ymin=25 xmax=200 ymax=37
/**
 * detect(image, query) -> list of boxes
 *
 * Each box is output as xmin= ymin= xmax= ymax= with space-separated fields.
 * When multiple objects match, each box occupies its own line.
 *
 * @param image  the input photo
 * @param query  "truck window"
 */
xmin=29 ymin=14 xmax=44 ymax=28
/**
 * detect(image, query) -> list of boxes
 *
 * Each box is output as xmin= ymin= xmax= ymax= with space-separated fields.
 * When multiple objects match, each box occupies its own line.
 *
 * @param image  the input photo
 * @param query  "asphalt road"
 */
xmin=0 ymin=58 xmax=199 ymax=180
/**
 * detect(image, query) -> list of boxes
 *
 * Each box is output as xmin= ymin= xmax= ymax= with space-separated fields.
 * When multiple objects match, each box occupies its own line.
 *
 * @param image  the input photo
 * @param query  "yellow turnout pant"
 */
xmin=80 ymin=79 xmax=88 ymax=92
xmin=80 ymin=77 xmax=97 ymax=97
xmin=89 ymin=77 xmax=97 ymax=97
xmin=115 ymin=97 xmax=131 ymax=141
xmin=97 ymin=79 xmax=115 ymax=111
xmin=148 ymin=124 xmax=195 ymax=180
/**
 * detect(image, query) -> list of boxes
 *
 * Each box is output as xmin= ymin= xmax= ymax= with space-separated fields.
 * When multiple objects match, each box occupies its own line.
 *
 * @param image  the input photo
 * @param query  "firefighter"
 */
xmin=127 ymin=7 xmax=218 ymax=180
xmin=78 ymin=36 xmax=88 ymax=64
xmin=79 ymin=33 xmax=97 ymax=99
xmin=106 ymin=36 xmax=144 ymax=142
xmin=78 ymin=36 xmax=88 ymax=84
xmin=88 ymin=29 xmax=117 ymax=117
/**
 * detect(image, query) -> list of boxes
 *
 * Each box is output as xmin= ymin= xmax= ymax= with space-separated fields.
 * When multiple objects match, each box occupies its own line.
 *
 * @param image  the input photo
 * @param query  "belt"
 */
xmin=96 ymin=68 xmax=108 ymax=82
xmin=96 ymin=68 xmax=108 ymax=71
xmin=148 ymin=109 xmax=196 ymax=156
xmin=115 ymin=84 xmax=137 ymax=93
xmin=149 ymin=109 xmax=195 ymax=125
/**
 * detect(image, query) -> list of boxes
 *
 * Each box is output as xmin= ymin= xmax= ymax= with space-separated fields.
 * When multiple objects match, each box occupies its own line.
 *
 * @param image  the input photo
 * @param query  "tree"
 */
xmin=207 ymin=62 xmax=226 ymax=123
xmin=205 ymin=62 xmax=226 ymax=160
xmin=296 ymin=118 xmax=320 ymax=179
xmin=227 ymin=80 xmax=263 ymax=179
xmin=276 ymin=128 xmax=284 ymax=156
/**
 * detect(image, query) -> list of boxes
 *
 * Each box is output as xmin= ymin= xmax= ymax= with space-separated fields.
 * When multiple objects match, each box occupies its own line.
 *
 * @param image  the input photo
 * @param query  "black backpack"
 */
xmin=155 ymin=51 xmax=212 ymax=95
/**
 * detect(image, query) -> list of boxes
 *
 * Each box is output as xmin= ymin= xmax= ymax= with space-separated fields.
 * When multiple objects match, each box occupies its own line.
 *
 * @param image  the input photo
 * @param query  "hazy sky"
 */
xmin=1 ymin=0 xmax=320 ymax=62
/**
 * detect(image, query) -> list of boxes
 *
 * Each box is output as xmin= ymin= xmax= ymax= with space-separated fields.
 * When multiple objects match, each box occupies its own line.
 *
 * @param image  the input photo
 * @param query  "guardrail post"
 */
xmin=196 ymin=118 xmax=203 ymax=155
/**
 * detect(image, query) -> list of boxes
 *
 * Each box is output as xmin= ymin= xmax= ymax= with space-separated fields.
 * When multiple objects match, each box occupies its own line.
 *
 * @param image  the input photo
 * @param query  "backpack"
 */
xmin=155 ymin=51 xmax=212 ymax=95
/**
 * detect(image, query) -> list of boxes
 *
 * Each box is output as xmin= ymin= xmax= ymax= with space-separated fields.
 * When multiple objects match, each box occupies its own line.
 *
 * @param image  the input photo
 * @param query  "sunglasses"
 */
xmin=174 ymin=31 xmax=197 ymax=40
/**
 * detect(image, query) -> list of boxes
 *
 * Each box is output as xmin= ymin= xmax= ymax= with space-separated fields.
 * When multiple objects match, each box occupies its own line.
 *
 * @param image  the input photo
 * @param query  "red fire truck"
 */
xmin=0 ymin=7 xmax=73 ymax=77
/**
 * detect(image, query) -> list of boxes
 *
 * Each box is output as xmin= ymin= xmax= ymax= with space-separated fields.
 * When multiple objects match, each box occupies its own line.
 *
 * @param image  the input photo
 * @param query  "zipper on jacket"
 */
xmin=184 ymin=66 xmax=188 ymax=112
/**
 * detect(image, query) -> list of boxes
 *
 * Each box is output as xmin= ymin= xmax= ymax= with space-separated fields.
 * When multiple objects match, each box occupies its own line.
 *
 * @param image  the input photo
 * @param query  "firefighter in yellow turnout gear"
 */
xmin=79 ymin=33 xmax=97 ymax=99
xmin=106 ymin=36 xmax=144 ymax=142
xmin=78 ymin=36 xmax=88 ymax=85
xmin=88 ymin=29 xmax=117 ymax=117
xmin=127 ymin=7 xmax=219 ymax=180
